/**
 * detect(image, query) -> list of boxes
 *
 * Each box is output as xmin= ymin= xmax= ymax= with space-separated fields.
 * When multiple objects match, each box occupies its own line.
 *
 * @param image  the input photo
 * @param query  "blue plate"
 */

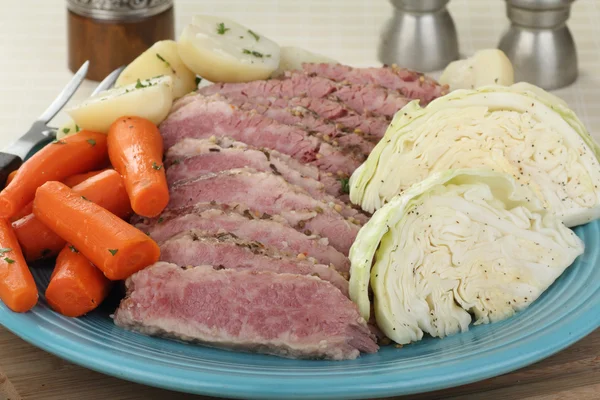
xmin=1 ymin=188 xmax=599 ymax=398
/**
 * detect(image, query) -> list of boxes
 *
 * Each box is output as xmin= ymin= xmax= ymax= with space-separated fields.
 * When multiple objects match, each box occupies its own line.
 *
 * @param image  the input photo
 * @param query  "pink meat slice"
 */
xmin=159 ymin=230 xmax=349 ymax=296
xmin=114 ymin=262 xmax=378 ymax=360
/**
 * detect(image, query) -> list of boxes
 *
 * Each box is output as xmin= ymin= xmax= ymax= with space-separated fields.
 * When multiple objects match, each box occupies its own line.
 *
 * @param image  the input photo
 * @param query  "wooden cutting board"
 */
xmin=1 ymin=327 xmax=599 ymax=400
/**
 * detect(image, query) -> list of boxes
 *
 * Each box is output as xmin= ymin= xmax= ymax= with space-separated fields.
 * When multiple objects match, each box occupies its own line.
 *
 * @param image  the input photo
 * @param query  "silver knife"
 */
xmin=0 ymin=63 xmax=124 ymax=186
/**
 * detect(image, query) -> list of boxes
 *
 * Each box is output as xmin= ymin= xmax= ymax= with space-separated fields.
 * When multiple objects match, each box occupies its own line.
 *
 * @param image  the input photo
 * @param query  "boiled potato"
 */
xmin=440 ymin=49 xmax=514 ymax=91
xmin=66 ymin=75 xmax=173 ymax=133
xmin=55 ymin=119 xmax=81 ymax=140
xmin=116 ymin=40 xmax=197 ymax=99
xmin=272 ymin=46 xmax=338 ymax=77
xmin=178 ymin=15 xmax=280 ymax=83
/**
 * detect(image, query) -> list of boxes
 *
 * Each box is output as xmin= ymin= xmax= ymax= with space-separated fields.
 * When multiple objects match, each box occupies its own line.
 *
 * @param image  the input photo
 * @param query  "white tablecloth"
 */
xmin=1 ymin=0 xmax=599 ymax=146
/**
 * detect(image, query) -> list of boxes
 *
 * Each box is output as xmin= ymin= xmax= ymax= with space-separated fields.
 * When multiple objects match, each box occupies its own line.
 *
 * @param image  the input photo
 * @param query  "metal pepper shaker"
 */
xmin=378 ymin=0 xmax=459 ymax=72
xmin=67 ymin=0 xmax=175 ymax=81
xmin=498 ymin=0 xmax=578 ymax=90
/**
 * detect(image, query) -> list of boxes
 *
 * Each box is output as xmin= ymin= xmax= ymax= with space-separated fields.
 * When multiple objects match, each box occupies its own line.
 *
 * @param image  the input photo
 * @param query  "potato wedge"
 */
xmin=272 ymin=46 xmax=337 ymax=77
xmin=440 ymin=49 xmax=514 ymax=91
xmin=55 ymin=119 xmax=81 ymax=140
xmin=116 ymin=40 xmax=197 ymax=99
xmin=66 ymin=76 xmax=173 ymax=133
xmin=177 ymin=16 xmax=280 ymax=83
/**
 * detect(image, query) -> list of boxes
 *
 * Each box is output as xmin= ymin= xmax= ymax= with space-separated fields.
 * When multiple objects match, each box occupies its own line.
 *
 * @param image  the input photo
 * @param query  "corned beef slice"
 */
xmin=114 ymin=262 xmax=378 ymax=360
xmin=164 ymin=139 xmax=368 ymax=223
xmin=138 ymin=205 xmax=351 ymax=273
xmin=200 ymin=72 xmax=409 ymax=118
xmin=160 ymin=230 xmax=349 ymax=296
xmin=167 ymin=169 xmax=360 ymax=254
xmin=196 ymin=87 xmax=389 ymax=138
xmin=229 ymin=99 xmax=376 ymax=155
xmin=159 ymin=96 xmax=362 ymax=175
xmin=160 ymin=96 xmax=319 ymax=158
xmin=166 ymin=137 xmax=347 ymax=199
xmin=301 ymin=63 xmax=447 ymax=105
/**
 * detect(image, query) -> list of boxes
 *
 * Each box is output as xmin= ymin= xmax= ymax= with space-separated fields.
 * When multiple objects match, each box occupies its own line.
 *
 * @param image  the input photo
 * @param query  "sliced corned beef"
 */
xmin=159 ymin=95 xmax=362 ymax=175
xmin=159 ymin=230 xmax=349 ymax=296
xmin=200 ymin=72 xmax=409 ymax=118
xmin=331 ymin=83 xmax=409 ymax=118
xmin=207 ymin=92 xmax=389 ymax=138
xmin=230 ymin=100 xmax=376 ymax=156
xmin=165 ymin=140 xmax=326 ymax=197
xmin=167 ymin=169 xmax=360 ymax=254
xmin=301 ymin=63 xmax=447 ymax=105
xmin=166 ymin=138 xmax=347 ymax=199
xmin=114 ymin=262 xmax=378 ymax=360
xmin=160 ymin=96 xmax=318 ymax=159
xmin=137 ymin=205 xmax=350 ymax=273
xmin=164 ymin=139 xmax=366 ymax=222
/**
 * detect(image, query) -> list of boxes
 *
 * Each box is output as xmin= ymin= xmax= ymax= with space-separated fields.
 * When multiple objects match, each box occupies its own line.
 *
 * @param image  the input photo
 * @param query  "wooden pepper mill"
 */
xmin=67 ymin=0 xmax=176 ymax=81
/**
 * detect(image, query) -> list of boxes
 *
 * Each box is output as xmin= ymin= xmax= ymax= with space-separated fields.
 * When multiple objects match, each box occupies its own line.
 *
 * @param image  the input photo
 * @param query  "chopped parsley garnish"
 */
xmin=171 ymin=159 xmax=181 ymax=165
xmin=87 ymin=138 xmax=96 ymax=146
xmin=195 ymin=76 xmax=202 ymax=86
xmin=108 ymin=249 xmax=118 ymax=256
xmin=242 ymin=49 xmax=266 ymax=58
xmin=248 ymin=29 xmax=260 ymax=41
xmin=69 ymin=245 xmax=79 ymax=253
xmin=4 ymin=257 xmax=15 ymax=264
xmin=157 ymin=217 xmax=164 ymax=224
xmin=62 ymin=128 xmax=70 ymax=134
xmin=156 ymin=53 xmax=170 ymax=67
xmin=0 ymin=248 xmax=12 ymax=254
xmin=340 ymin=178 xmax=350 ymax=194
xmin=135 ymin=79 xmax=147 ymax=89
xmin=81 ymin=195 xmax=90 ymax=201
xmin=52 ymin=140 xmax=67 ymax=145
xmin=152 ymin=161 xmax=163 ymax=170
xmin=216 ymin=22 xmax=230 ymax=35
xmin=75 ymin=125 xmax=81 ymax=132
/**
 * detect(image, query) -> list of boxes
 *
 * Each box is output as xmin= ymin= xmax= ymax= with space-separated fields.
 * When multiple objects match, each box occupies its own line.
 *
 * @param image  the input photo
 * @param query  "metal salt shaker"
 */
xmin=498 ymin=0 xmax=578 ymax=90
xmin=378 ymin=0 xmax=459 ymax=72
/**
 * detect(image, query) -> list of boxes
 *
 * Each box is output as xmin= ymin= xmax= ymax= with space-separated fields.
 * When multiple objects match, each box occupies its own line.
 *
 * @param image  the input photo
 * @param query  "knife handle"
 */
xmin=0 ymin=152 xmax=23 ymax=188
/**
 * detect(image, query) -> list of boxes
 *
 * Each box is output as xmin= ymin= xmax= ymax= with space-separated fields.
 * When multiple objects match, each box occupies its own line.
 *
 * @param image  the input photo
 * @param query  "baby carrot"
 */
xmin=14 ymin=169 xmax=133 ymax=261
xmin=0 ymin=131 xmax=108 ymax=219
xmin=11 ymin=168 xmax=112 ymax=223
xmin=46 ymin=245 xmax=111 ymax=317
xmin=33 ymin=181 xmax=159 ymax=280
xmin=0 ymin=218 xmax=38 ymax=313
xmin=5 ymin=170 xmax=17 ymax=187
xmin=10 ymin=201 xmax=33 ymax=223
xmin=62 ymin=169 xmax=110 ymax=188
xmin=108 ymin=116 xmax=169 ymax=218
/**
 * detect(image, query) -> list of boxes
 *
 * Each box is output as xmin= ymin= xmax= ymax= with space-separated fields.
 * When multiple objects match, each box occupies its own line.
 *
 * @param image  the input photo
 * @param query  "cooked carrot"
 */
xmin=0 ymin=131 xmax=108 ymax=219
xmin=11 ymin=168 xmax=111 ymax=223
xmin=0 ymin=218 xmax=38 ymax=312
xmin=62 ymin=169 xmax=110 ymax=188
xmin=10 ymin=201 xmax=33 ymax=223
xmin=33 ymin=181 xmax=159 ymax=280
xmin=14 ymin=170 xmax=133 ymax=261
xmin=46 ymin=245 xmax=111 ymax=317
xmin=108 ymin=117 xmax=169 ymax=218
xmin=5 ymin=170 xmax=17 ymax=187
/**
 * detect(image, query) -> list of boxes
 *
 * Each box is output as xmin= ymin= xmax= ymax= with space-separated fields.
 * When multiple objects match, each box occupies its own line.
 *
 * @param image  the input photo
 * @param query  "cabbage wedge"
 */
xmin=349 ymin=170 xmax=583 ymax=345
xmin=350 ymin=83 xmax=600 ymax=227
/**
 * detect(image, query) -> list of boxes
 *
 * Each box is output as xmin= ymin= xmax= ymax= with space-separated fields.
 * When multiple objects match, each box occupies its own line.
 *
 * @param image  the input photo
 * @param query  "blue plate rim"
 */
xmin=1 ymin=286 xmax=598 ymax=400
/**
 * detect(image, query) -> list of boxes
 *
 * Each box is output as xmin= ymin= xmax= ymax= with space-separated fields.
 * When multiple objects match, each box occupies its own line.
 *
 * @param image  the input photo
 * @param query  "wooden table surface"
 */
xmin=1 ymin=327 xmax=598 ymax=400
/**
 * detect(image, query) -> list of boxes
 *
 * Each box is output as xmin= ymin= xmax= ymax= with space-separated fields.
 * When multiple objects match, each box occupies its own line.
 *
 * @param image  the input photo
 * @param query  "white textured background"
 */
xmin=1 ymin=0 xmax=599 ymax=147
